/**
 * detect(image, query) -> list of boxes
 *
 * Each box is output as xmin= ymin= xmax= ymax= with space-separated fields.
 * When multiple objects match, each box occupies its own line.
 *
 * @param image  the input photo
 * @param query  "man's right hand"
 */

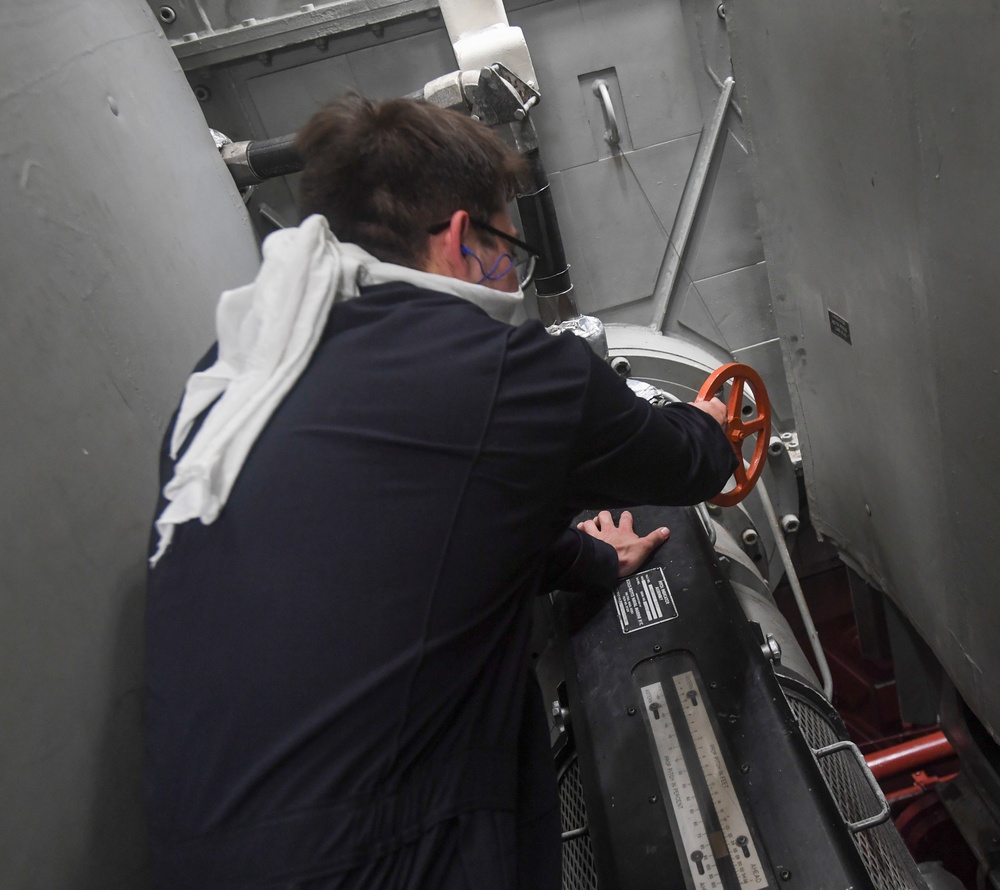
xmin=690 ymin=397 xmax=728 ymax=427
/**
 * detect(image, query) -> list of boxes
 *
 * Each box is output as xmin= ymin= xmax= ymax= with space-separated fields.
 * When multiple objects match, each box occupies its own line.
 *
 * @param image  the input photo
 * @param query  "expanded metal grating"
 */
xmin=558 ymin=758 xmax=600 ymax=890
xmin=786 ymin=695 xmax=928 ymax=890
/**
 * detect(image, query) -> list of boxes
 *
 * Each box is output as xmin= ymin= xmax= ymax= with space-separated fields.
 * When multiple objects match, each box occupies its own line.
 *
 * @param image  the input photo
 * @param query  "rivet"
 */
xmin=648 ymin=794 xmax=658 ymax=803
xmin=626 ymin=706 xmax=636 ymax=716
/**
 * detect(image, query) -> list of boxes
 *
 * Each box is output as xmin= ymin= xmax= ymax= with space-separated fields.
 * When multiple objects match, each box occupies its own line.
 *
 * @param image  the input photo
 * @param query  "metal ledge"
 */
xmin=169 ymin=0 xmax=438 ymax=70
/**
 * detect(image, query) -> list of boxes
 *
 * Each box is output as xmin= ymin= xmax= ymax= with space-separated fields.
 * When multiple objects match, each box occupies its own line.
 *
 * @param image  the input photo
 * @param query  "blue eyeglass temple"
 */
xmin=461 ymin=244 xmax=515 ymax=283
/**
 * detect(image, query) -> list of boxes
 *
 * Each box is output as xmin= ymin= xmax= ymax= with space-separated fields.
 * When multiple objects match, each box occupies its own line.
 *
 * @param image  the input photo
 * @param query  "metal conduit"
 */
xmin=755 ymin=475 xmax=835 ymax=701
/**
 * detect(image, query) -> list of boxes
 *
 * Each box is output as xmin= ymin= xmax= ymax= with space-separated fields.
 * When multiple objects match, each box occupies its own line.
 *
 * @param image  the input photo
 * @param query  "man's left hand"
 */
xmin=576 ymin=510 xmax=670 ymax=578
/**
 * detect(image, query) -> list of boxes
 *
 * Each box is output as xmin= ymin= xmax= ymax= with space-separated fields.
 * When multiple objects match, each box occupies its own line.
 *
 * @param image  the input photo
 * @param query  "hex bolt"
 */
xmin=780 ymin=514 xmax=800 ymax=535
xmin=610 ymin=356 xmax=631 ymax=377
xmin=741 ymin=528 xmax=759 ymax=547
xmin=768 ymin=436 xmax=784 ymax=457
xmin=158 ymin=6 xmax=176 ymax=23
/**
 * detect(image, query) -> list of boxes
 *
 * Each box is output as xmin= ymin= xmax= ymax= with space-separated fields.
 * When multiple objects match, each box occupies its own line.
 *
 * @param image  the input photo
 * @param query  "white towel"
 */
xmin=150 ymin=214 xmax=524 ymax=566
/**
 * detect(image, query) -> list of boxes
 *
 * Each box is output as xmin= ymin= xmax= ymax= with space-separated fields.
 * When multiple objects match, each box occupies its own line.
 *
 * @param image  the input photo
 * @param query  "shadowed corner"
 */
xmin=75 ymin=560 xmax=152 ymax=890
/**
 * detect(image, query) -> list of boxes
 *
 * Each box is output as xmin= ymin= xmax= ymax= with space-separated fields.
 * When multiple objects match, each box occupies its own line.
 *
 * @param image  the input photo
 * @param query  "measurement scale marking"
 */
xmin=642 ymin=682 xmax=723 ymax=890
xmin=674 ymin=672 xmax=769 ymax=889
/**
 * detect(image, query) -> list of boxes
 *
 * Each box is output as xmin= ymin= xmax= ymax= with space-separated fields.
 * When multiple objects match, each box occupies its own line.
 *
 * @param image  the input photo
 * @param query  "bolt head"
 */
xmin=610 ymin=356 xmax=631 ymax=377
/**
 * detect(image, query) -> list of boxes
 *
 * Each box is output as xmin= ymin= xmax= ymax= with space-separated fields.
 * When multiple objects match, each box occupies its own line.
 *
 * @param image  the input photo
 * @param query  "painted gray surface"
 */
xmin=0 ymin=0 xmax=260 ymax=886
xmin=727 ymin=0 xmax=1000 ymax=735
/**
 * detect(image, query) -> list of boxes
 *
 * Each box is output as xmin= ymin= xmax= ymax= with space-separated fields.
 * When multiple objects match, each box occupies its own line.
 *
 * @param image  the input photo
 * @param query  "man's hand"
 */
xmin=691 ymin=397 xmax=728 ymax=427
xmin=576 ymin=510 xmax=670 ymax=578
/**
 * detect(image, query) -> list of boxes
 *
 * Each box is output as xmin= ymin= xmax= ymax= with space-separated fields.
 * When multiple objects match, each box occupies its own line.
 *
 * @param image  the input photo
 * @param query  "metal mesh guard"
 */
xmin=787 ymin=695 xmax=928 ymax=890
xmin=558 ymin=758 xmax=600 ymax=890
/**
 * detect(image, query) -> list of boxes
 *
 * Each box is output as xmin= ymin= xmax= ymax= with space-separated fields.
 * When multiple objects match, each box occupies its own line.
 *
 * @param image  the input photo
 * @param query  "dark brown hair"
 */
xmin=296 ymin=95 xmax=527 ymax=267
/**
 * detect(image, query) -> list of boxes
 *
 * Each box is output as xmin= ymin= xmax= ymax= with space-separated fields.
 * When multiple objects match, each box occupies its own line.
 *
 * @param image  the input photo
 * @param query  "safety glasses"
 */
xmin=427 ymin=218 xmax=539 ymax=288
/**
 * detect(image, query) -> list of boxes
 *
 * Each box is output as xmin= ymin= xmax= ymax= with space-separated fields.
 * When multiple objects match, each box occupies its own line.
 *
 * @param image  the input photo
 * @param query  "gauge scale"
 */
xmin=639 ymin=665 xmax=769 ymax=890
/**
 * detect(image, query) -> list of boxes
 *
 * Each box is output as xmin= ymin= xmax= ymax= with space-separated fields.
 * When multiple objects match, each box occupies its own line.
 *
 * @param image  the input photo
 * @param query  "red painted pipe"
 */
xmin=864 ymin=731 xmax=953 ymax=781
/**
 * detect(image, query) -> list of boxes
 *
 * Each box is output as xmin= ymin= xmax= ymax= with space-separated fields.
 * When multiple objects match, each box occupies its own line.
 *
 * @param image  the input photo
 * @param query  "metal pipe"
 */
xmin=884 ymin=772 xmax=958 ymax=805
xmin=648 ymin=77 xmax=734 ymax=333
xmin=755 ymin=475 xmax=835 ymax=700
xmin=865 ymin=731 xmax=954 ymax=781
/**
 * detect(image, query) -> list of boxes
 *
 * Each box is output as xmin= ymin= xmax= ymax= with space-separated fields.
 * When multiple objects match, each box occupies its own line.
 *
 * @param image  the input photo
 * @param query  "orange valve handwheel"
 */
xmin=697 ymin=363 xmax=771 ymax=507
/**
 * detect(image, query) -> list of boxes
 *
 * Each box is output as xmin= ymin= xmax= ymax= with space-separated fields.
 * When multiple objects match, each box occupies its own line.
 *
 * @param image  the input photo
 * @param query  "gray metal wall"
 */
xmin=0 ymin=1 xmax=260 ymax=885
xmin=727 ymin=0 xmax=1000 ymax=736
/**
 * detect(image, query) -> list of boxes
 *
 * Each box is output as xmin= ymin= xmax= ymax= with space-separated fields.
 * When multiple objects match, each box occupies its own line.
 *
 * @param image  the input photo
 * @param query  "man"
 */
xmin=145 ymin=95 xmax=736 ymax=888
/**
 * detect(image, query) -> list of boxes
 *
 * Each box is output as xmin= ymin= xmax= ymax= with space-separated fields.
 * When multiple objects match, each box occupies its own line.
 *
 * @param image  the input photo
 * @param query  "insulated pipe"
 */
xmin=220 ymin=135 xmax=302 ymax=188
xmin=865 ymin=732 xmax=954 ymax=781
xmin=517 ymin=150 xmax=578 ymax=323
xmin=438 ymin=0 xmax=537 ymax=88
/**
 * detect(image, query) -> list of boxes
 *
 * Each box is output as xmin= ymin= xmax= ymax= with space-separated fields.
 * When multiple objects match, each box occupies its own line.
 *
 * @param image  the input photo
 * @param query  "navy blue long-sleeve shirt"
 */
xmin=145 ymin=283 xmax=736 ymax=888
